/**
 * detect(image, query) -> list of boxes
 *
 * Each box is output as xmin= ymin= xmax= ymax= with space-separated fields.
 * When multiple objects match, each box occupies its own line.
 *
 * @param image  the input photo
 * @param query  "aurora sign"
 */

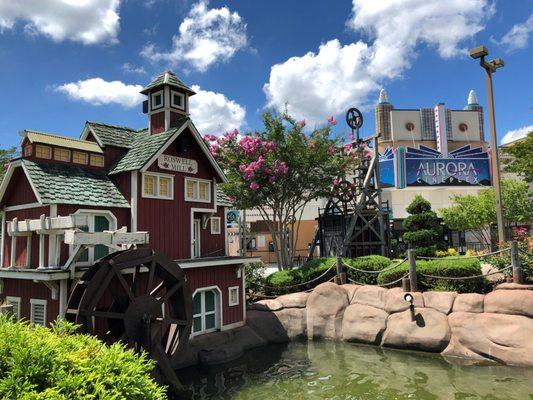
xmin=379 ymin=145 xmax=491 ymax=188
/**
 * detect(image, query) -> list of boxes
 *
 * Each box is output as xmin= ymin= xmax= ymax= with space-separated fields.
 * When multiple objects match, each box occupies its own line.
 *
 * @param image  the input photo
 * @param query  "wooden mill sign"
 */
xmin=158 ymin=155 xmax=198 ymax=174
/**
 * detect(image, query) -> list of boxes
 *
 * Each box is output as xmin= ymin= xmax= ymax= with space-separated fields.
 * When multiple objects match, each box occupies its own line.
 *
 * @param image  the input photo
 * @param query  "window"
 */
xmin=90 ymin=154 xmax=105 ymax=167
xmin=35 ymin=145 xmax=52 ymax=159
xmin=142 ymin=173 xmax=174 ymax=200
xmin=185 ymin=178 xmax=211 ymax=203
xmin=151 ymin=90 xmax=164 ymax=110
xmin=228 ymin=287 xmax=239 ymax=306
xmin=54 ymin=148 xmax=71 ymax=162
xmin=73 ymin=151 xmax=88 ymax=165
xmin=171 ymin=91 xmax=185 ymax=110
xmin=5 ymin=296 xmax=21 ymax=319
xmin=210 ymin=217 xmax=221 ymax=234
xmin=192 ymin=289 xmax=220 ymax=335
xmin=72 ymin=212 xmax=116 ymax=265
xmin=23 ymin=145 xmax=32 ymax=157
xmin=30 ymin=299 xmax=47 ymax=326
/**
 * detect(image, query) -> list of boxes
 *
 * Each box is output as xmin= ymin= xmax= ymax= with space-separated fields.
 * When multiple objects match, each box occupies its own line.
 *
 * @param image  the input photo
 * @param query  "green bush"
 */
xmin=0 ymin=316 xmax=166 ymax=400
xmin=485 ymin=240 xmax=532 ymax=281
xmin=245 ymin=262 xmax=268 ymax=301
xmin=377 ymin=257 xmax=487 ymax=293
xmin=343 ymin=255 xmax=392 ymax=285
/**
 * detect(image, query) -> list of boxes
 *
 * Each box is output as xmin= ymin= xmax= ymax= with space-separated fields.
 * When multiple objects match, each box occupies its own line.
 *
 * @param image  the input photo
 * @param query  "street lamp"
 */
xmin=469 ymin=45 xmax=506 ymax=244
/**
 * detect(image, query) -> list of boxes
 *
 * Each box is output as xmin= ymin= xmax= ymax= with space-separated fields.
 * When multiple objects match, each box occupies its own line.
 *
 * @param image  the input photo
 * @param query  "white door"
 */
xmin=192 ymin=219 xmax=201 ymax=258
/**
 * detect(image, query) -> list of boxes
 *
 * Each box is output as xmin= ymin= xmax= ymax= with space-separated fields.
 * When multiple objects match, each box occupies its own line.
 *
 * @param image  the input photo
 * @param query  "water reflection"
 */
xmin=179 ymin=341 xmax=533 ymax=399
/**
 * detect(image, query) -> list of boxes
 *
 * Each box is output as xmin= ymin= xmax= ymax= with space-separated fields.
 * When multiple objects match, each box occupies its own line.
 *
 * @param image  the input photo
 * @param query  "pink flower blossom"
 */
xmin=332 ymin=179 xmax=339 ymax=186
xmin=298 ymin=119 xmax=306 ymax=128
xmin=269 ymin=175 xmax=276 ymax=183
xmin=308 ymin=141 xmax=316 ymax=149
xmin=327 ymin=116 xmax=337 ymax=125
xmin=250 ymin=182 xmax=260 ymax=190
xmin=203 ymin=134 xmax=217 ymax=142
xmin=327 ymin=146 xmax=335 ymax=154
xmin=344 ymin=143 xmax=353 ymax=153
xmin=209 ymin=144 xmax=219 ymax=154
xmin=363 ymin=148 xmax=372 ymax=159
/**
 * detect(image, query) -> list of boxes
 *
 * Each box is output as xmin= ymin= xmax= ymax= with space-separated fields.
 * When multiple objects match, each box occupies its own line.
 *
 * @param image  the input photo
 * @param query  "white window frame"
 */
xmin=228 ymin=286 xmax=239 ymax=306
xmin=210 ymin=217 xmax=221 ymax=234
xmin=170 ymin=90 xmax=185 ymax=110
xmin=184 ymin=178 xmax=211 ymax=203
xmin=5 ymin=296 xmax=21 ymax=319
xmin=70 ymin=210 xmax=117 ymax=266
xmin=30 ymin=298 xmax=47 ymax=326
xmin=151 ymin=90 xmax=164 ymax=110
xmin=191 ymin=286 xmax=222 ymax=336
xmin=141 ymin=172 xmax=174 ymax=200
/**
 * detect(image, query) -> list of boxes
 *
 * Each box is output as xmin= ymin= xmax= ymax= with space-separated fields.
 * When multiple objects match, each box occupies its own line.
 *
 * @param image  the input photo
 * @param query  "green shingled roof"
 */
xmin=141 ymin=71 xmax=196 ymax=95
xmin=108 ymin=118 xmax=189 ymax=175
xmin=23 ymin=160 xmax=130 ymax=208
xmin=86 ymin=121 xmax=143 ymax=149
xmin=216 ymin=188 xmax=233 ymax=207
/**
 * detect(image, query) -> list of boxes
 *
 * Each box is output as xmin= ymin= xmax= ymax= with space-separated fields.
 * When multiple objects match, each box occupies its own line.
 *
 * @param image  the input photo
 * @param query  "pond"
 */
xmin=180 ymin=341 xmax=533 ymax=399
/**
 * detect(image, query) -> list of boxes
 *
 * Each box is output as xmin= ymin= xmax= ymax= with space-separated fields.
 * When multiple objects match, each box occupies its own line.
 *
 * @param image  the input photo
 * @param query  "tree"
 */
xmin=439 ymin=178 xmax=533 ymax=246
xmin=403 ymin=195 xmax=446 ymax=256
xmin=0 ymin=146 xmax=16 ymax=179
xmin=501 ymin=131 xmax=533 ymax=183
xmin=205 ymin=111 xmax=356 ymax=269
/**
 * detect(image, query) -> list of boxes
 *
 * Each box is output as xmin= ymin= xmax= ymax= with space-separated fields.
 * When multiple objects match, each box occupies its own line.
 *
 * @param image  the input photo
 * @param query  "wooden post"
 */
xmin=335 ymin=256 xmax=346 ymax=285
xmin=511 ymin=241 xmax=523 ymax=284
xmin=408 ymin=249 xmax=418 ymax=292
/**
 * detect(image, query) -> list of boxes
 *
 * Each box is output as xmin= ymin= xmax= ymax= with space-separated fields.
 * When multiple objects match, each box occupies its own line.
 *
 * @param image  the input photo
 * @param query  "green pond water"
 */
xmin=180 ymin=342 xmax=533 ymax=400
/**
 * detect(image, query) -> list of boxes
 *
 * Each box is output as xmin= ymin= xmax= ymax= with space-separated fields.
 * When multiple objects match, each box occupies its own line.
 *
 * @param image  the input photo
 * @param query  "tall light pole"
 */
xmin=469 ymin=46 xmax=505 ymax=244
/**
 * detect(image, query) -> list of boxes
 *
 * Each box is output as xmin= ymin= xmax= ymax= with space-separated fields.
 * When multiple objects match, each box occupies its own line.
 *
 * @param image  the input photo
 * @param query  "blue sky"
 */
xmin=0 ymin=0 xmax=531 ymax=149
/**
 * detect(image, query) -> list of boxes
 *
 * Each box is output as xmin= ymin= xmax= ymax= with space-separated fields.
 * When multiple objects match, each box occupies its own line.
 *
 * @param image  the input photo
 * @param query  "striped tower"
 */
xmin=375 ymin=89 xmax=393 ymax=140
xmin=464 ymin=90 xmax=485 ymax=141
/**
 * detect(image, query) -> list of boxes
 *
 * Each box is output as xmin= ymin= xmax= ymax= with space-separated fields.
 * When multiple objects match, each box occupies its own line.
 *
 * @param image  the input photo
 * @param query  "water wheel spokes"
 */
xmin=66 ymin=248 xmax=193 ymax=390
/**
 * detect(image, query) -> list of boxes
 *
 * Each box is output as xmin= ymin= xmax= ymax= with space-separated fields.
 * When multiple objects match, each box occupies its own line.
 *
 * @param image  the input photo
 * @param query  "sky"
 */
xmin=0 ymin=0 xmax=531 ymax=150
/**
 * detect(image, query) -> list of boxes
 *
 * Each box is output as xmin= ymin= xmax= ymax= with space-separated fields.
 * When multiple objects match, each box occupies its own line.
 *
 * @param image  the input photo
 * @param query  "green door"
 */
xmin=93 ymin=216 xmax=110 ymax=261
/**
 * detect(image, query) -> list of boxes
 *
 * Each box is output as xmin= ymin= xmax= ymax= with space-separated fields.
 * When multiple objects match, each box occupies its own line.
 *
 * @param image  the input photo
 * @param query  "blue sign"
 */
xmin=379 ymin=145 xmax=491 ymax=188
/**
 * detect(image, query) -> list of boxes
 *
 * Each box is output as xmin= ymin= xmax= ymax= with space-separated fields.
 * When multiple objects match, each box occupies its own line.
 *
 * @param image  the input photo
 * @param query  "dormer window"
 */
xmin=151 ymin=90 xmax=164 ymax=110
xmin=89 ymin=154 xmax=105 ymax=167
xmin=171 ymin=91 xmax=185 ymax=110
xmin=73 ymin=151 xmax=88 ymax=165
xmin=54 ymin=148 xmax=71 ymax=162
xmin=35 ymin=145 xmax=52 ymax=159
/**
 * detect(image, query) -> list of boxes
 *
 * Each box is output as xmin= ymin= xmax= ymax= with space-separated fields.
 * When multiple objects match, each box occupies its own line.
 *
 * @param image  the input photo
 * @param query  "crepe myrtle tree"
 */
xmin=205 ymin=111 xmax=359 ymax=270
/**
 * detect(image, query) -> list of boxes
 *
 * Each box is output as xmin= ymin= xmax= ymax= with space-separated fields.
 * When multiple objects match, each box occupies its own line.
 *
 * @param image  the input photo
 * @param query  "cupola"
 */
xmin=141 ymin=71 xmax=196 ymax=135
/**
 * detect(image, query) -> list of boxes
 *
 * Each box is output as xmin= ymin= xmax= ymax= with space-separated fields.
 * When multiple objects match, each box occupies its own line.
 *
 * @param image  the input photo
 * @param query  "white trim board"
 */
xmin=177 ymin=256 xmax=261 ymax=269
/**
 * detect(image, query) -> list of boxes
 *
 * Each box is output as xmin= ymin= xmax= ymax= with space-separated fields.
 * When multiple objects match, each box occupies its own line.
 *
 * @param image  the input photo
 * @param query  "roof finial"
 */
xmin=379 ymin=88 xmax=388 ymax=104
xmin=468 ymin=89 xmax=478 ymax=105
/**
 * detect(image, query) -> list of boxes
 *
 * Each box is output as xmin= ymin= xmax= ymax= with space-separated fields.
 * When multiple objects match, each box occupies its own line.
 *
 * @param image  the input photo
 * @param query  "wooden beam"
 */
xmin=64 ymin=230 xmax=149 ymax=246
xmin=8 ymin=215 xmax=89 ymax=234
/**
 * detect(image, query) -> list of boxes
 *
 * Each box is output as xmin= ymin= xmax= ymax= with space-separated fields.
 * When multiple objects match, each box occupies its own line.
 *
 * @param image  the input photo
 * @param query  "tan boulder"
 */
xmin=443 ymin=312 xmax=533 ymax=367
xmin=341 ymin=284 xmax=360 ymax=303
xmin=254 ymin=299 xmax=283 ymax=311
xmin=306 ymin=282 xmax=349 ymax=340
xmin=495 ymin=282 xmax=533 ymax=290
xmin=382 ymin=308 xmax=451 ymax=352
xmin=384 ymin=287 xmax=424 ymax=313
xmin=352 ymin=285 xmax=388 ymax=310
xmin=452 ymin=293 xmax=484 ymax=313
xmin=273 ymin=307 xmax=307 ymax=339
xmin=276 ymin=292 xmax=309 ymax=308
xmin=484 ymin=290 xmax=533 ymax=318
xmin=422 ymin=291 xmax=457 ymax=314
xmin=342 ymin=304 xmax=389 ymax=344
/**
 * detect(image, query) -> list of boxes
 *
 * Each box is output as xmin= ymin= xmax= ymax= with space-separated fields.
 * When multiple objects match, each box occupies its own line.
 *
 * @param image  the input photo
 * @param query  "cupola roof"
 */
xmin=140 ymin=71 xmax=196 ymax=95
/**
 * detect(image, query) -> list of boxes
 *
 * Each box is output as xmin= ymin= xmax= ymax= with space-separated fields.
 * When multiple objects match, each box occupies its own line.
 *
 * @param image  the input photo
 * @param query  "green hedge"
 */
xmin=485 ymin=241 xmax=532 ymax=281
xmin=343 ymin=255 xmax=392 ymax=285
xmin=377 ymin=258 xmax=487 ymax=293
xmin=0 ymin=316 xmax=166 ymax=400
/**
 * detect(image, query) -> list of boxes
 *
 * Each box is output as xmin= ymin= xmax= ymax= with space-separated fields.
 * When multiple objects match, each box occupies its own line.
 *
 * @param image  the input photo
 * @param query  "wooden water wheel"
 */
xmin=66 ymin=248 xmax=193 ymax=392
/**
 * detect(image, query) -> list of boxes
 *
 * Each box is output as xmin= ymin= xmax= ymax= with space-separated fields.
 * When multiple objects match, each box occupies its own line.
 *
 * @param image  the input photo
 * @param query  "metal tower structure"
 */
xmin=307 ymin=108 xmax=390 ymax=260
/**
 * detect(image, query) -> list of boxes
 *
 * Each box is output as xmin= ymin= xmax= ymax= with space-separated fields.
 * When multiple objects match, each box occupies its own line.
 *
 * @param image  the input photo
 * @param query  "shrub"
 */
xmin=343 ymin=255 xmax=392 ymax=285
xmin=485 ymin=239 xmax=532 ymax=281
xmin=377 ymin=257 xmax=487 ymax=293
xmin=245 ymin=262 xmax=268 ymax=301
xmin=0 ymin=316 xmax=166 ymax=400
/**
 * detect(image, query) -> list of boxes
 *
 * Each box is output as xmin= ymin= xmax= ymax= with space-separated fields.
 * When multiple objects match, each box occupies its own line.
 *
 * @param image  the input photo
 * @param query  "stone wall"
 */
xmin=246 ymin=282 xmax=533 ymax=367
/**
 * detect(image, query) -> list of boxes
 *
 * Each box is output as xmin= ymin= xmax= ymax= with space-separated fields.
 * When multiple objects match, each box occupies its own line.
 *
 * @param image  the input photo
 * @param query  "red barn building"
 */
xmin=0 ymin=71 xmax=256 ymax=336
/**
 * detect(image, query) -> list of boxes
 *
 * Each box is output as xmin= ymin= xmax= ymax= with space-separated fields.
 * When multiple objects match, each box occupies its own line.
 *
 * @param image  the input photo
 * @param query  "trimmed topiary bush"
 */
xmin=377 ymin=257 xmax=487 ymax=293
xmin=343 ymin=255 xmax=392 ymax=285
xmin=0 ymin=316 xmax=166 ymax=399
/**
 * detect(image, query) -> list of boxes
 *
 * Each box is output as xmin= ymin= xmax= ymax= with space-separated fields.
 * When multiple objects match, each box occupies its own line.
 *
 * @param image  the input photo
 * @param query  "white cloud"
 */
xmin=189 ymin=85 xmax=246 ymax=133
xmin=497 ymin=14 xmax=533 ymax=52
xmin=264 ymin=0 xmax=493 ymax=124
xmin=55 ymin=78 xmax=143 ymax=108
xmin=0 ymin=0 xmax=121 ymax=45
xmin=121 ymin=63 xmax=146 ymax=74
xmin=501 ymin=125 xmax=533 ymax=145
xmin=141 ymin=0 xmax=247 ymax=72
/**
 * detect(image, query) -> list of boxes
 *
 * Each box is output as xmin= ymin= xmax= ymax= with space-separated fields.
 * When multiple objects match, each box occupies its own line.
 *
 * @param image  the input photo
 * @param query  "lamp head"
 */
xmin=490 ymin=58 xmax=505 ymax=69
xmin=404 ymin=293 xmax=414 ymax=303
xmin=469 ymin=45 xmax=489 ymax=60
